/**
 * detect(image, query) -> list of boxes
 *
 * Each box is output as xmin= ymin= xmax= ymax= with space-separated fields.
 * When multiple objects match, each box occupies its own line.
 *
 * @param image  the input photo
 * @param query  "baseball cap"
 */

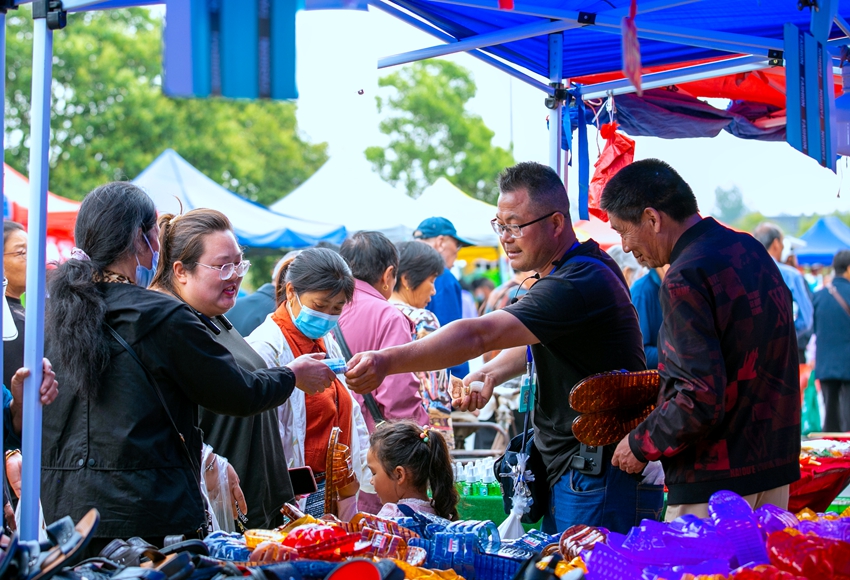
xmin=413 ymin=217 xmax=474 ymax=247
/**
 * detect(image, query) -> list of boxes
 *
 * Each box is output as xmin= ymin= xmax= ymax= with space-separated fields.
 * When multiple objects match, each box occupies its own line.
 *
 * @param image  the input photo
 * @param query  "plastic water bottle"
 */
xmin=454 ymin=461 xmax=464 ymax=496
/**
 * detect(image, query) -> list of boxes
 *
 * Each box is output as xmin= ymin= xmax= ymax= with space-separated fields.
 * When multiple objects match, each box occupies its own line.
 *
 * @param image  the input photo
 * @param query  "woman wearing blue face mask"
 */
xmin=42 ymin=183 xmax=336 ymax=552
xmin=247 ymin=248 xmax=372 ymax=520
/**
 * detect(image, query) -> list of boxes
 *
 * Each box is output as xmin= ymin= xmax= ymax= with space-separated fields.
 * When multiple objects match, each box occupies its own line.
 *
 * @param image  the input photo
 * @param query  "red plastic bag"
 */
xmin=588 ymin=122 xmax=635 ymax=222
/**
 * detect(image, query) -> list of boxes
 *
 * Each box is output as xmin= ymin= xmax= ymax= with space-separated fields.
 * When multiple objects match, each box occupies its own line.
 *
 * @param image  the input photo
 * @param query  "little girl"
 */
xmin=367 ymin=421 xmax=459 ymax=521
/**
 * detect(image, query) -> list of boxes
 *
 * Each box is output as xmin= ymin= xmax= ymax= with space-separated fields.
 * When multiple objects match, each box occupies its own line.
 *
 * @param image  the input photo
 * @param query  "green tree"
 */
xmin=365 ymin=60 xmax=514 ymax=203
xmin=712 ymin=185 xmax=749 ymax=226
xmin=735 ymin=211 xmax=767 ymax=233
xmin=5 ymin=7 xmax=327 ymax=205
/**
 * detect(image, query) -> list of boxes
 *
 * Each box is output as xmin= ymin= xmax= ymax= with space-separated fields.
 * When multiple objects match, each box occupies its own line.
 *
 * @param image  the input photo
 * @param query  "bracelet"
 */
xmin=5 ymin=449 xmax=20 ymax=461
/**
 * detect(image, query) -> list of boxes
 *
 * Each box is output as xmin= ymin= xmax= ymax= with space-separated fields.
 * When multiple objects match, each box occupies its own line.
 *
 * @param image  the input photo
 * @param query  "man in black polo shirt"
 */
xmin=601 ymin=159 xmax=801 ymax=519
xmin=346 ymin=162 xmax=662 ymax=533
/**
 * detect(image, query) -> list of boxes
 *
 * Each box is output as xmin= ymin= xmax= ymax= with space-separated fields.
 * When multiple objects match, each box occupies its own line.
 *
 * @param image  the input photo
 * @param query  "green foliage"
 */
xmin=5 ymin=7 xmax=327 ymax=205
xmin=365 ymin=60 xmax=514 ymax=203
xmin=713 ymin=185 xmax=749 ymax=226
xmin=735 ymin=211 xmax=767 ymax=233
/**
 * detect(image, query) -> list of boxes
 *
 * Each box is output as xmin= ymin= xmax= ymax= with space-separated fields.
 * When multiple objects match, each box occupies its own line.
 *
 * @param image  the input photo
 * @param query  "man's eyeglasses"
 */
xmin=195 ymin=260 xmax=251 ymax=280
xmin=491 ymin=211 xmax=558 ymax=239
xmin=3 ymin=249 xmax=26 ymax=258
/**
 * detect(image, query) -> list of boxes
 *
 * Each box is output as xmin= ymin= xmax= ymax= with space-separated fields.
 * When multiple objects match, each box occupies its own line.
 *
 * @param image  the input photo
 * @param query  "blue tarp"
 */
xmin=391 ymin=0 xmax=850 ymax=80
xmin=133 ymin=149 xmax=347 ymax=249
xmin=797 ymin=216 xmax=850 ymax=266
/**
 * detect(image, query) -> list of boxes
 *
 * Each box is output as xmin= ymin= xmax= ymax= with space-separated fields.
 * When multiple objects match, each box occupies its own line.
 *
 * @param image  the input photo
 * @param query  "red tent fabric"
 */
xmin=3 ymin=165 xmax=80 ymax=261
xmin=570 ymin=55 xmax=843 ymax=110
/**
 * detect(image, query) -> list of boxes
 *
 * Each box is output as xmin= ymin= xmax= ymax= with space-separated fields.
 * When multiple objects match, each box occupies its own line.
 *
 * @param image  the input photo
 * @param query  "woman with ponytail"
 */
xmin=42 ymin=183 xmax=336 ymax=550
xmin=367 ymin=420 xmax=459 ymax=521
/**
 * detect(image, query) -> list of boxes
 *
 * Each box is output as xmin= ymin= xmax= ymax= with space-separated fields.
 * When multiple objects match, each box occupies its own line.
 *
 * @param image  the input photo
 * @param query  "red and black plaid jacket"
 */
xmin=628 ymin=217 xmax=801 ymax=505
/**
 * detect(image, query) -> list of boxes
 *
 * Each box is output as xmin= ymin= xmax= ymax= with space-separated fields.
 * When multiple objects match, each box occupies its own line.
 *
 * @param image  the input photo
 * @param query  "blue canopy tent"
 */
xmin=7 ymin=0 xmax=850 ymax=541
xmin=797 ymin=216 xmax=850 ymax=266
xmin=372 ymin=0 xmax=850 ymax=216
xmin=133 ymin=149 xmax=347 ymax=248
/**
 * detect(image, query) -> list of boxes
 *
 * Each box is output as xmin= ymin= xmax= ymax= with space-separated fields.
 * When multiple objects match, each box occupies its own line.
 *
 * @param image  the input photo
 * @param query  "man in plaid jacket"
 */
xmin=601 ymin=159 xmax=801 ymax=519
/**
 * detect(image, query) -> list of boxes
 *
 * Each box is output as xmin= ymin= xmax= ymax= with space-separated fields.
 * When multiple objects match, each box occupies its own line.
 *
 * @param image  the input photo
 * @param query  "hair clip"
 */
xmin=420 ymin=426 xmax=430 ymax=443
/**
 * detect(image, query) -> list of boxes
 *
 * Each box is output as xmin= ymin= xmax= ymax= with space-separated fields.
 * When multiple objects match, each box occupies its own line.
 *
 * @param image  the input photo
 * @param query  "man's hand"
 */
xmin=344 ymin=351 xmax=390 ymax=395
xmin=611 ymin=434 xmax=646 ymax=474
xmin=451 ymin=371 xmax=496 ymax=412
xmin=10 ymin=358 xmax=59 ymax=435
xmin=287 ymin=353 xmax=335 ymax=396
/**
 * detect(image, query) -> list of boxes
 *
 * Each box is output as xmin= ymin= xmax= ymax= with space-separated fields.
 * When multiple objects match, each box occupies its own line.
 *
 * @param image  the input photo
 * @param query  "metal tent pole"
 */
xmin=19 ymin=12 xmax=54 ymax=542
xmin=547 ymin=32 xmax=562 ymax=174
xmin=0 ymin=7 xmax=7 ymax=508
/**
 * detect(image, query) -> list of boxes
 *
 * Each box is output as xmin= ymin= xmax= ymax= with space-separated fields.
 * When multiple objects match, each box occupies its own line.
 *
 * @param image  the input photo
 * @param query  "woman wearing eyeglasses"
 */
xmin=151 ymin=208 xmax=305 ymax=530
xmin=3 ymin=221 xmax=27 ymax=390
xmin=42 ymin=185 xmax=335 ymax=552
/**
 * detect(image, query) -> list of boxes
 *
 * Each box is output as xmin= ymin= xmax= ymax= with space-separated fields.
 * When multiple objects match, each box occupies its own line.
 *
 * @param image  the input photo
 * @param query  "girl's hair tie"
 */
xmin=420 ymin=426 xmax=430 ymax=443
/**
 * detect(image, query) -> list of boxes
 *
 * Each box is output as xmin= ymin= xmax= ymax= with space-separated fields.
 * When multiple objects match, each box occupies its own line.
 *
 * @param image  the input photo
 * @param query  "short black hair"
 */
xmin=471 ymin=278 xmax=495 ymax=292
xmin=340 ymin=231 xmax=399 ymax=285
xmin=394 ymin=241 xmax=444 ymax=292
xmin=752 ymin=222 xmax=783 ymax=250
xmin=834 ymin=250 xmax=850 ymax=275
xmin=600 ymin=159 xmax=699 ymax=223
xmin=498 ymin=161 xmax=570 ymax=214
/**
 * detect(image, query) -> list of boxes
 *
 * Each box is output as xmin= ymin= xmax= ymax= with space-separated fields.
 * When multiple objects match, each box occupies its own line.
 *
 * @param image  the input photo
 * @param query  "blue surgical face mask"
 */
xmin=288 ymin=294 xmax=340 ymax=340
xmin=135 ymin=233 xmax=159 ymax=289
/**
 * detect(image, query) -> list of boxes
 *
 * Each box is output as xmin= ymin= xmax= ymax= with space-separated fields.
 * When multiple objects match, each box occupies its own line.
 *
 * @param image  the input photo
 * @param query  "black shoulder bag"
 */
xmin=332 ymin=325 xmax=386 ymax=426
xmin=106 ymin=324 xmax=210 ymax=538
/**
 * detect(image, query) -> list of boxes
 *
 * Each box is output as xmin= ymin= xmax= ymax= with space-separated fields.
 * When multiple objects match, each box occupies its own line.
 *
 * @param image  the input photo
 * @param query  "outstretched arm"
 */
xmin=345 ymin=311 xmax=538 ymax=394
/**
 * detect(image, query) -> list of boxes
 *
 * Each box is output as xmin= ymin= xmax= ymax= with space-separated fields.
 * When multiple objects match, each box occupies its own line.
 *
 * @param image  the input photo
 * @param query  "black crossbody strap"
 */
xmin=105 ymin=325 xmax=203 ymax=486
xmin=332 ymin=325 xmax=386 ymax=426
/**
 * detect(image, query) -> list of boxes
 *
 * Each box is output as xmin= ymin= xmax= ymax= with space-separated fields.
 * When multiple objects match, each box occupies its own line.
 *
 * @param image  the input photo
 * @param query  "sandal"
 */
xmin=100 ymin=539 xmax=159 ymax=568
xmin=23 ymin=508 xmax=100 ymax=580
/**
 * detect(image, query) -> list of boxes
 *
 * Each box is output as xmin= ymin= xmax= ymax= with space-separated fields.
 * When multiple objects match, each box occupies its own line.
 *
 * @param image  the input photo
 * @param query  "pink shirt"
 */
xmin=338 ymin=279 xmax=428 ymax=431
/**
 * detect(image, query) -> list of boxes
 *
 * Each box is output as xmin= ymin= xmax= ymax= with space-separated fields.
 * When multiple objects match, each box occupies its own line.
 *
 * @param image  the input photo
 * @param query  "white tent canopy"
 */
xmin=415 ymin=177 xmax=498 ymax=247
xmin=270 ymin=156 xmax=418 ymax=242
xmin=134 ymin=149 xmax=347 ymax=248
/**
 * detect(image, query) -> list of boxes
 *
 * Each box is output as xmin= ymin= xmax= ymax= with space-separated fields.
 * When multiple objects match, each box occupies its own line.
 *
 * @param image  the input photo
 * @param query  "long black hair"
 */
xmin=370 ymin=420 xmax=459 ymax=520
xmin=46 ymin=182 xmax=157 ymax=399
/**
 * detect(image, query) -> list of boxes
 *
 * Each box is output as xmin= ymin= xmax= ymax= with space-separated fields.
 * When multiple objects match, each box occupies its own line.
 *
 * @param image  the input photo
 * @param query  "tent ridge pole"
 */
xmin=379 ymin=18 xmax=581 ymax=68
xmin=370 ymin=0 xmax=554 ymax=95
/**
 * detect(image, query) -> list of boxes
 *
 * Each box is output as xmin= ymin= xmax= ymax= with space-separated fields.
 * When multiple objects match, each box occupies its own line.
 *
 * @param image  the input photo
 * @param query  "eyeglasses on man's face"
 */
xmin=3 ymin=249 xmax=26 ymax=259
xmin=195 ymin=260 xmax=251 ymax=280
xmin=490 ymin=211 xmax=559 ymax=239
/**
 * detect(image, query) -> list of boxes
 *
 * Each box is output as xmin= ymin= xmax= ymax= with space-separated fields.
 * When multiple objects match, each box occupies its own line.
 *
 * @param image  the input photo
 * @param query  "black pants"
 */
xmin=821 ymin=379 xmax=850 ymax=432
